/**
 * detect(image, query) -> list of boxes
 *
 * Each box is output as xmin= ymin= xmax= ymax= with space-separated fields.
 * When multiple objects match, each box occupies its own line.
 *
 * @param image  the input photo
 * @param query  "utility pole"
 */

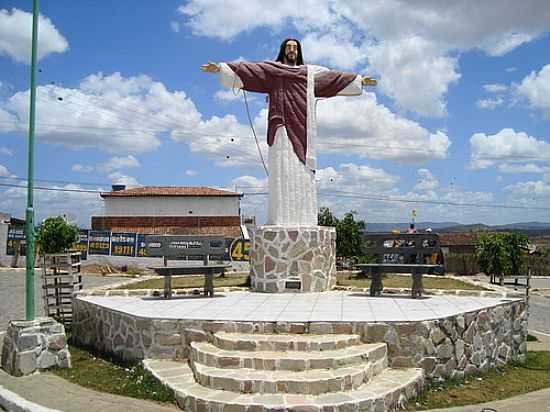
xmin=25 ymin=0 xmax=39 ymax=321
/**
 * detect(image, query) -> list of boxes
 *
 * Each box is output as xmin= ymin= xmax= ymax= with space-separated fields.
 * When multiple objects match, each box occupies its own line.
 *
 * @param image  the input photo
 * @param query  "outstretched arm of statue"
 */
xmin=201 ymin=62 xmax=220 ymax=73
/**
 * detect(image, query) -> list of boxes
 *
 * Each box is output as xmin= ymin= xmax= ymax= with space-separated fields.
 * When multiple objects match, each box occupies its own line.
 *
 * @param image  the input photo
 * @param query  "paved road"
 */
xmin=0 ymin=268 xmax=128 ymax=332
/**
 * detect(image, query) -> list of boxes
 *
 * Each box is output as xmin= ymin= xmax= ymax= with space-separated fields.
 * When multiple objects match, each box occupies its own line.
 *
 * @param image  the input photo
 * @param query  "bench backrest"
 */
xmin=145 ymin=235 xmax=227 ymax=264
xmin=361 ymin=233 xmax=441 ymax=264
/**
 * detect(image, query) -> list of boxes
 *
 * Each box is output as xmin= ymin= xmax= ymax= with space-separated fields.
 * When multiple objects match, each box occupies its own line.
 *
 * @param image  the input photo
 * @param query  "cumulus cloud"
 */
xmin=0 ymin=184 xmax=103 ymax=226
xmin=504 ymin=179 xmax=550 ymax=207
xmin=316 ymin=93 xmax=451 ymax=162
xmin=97 ymin=155 xmax=140 ymax=173
xmin=1 ymin=72 xmax=203 ymax=154
xmin=498 ymin=163 xmax=550 ymax=174
xmin=178 ymin=0 xmax=550 ymax=118
xmin=214 ymin=88 xmax=243 ymax=102
xmin=0 ymin=164 xmax=10 ymax=177
xmin=107 ymin=172 xmax=139 ymax=187
xmin=366 ymin=37 xmax=460 ymax=117
xmin=72 ymin=164 xmax=94 ymax=173
xmin=0 ymin=146 xmax=12 ymax=156
xmin=476 ymin=97 xmax=504 ymax=110
xmin=483 ymin=83 xmax=508 ymax=93
xmin=469 ymin=128 xmax=550 ymax=169
xmin=413 ymin=169 xmax=439 ymax=191
xmin=184 ymin=169 xmax=197 ymax=176
xmin=0 ymin=8 xmax=69 ymax=64
xmin=516 ymin=64 xmax=550 ymax=117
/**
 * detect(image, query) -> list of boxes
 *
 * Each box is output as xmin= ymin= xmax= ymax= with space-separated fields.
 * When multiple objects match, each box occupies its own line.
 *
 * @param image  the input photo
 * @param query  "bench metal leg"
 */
xmin=204 ymin=272 xmax=214 ymax=297
xmin=411 ymin=272 xmax=423 ymax=298
xmin=370 ymin=270 xmax=383 ymax=297
xmin=164 ymin=273 xmax=172 ymax=299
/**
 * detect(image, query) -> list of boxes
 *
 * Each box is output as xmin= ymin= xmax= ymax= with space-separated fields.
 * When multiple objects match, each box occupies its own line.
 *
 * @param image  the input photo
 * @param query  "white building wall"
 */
xmin=103 ymin=197 xmax=240 ymax=217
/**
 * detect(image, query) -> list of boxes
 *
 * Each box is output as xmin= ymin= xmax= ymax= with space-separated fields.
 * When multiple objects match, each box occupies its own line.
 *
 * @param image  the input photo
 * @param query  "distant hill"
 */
xmin=366 ymin=221 xmax=550 ymax=235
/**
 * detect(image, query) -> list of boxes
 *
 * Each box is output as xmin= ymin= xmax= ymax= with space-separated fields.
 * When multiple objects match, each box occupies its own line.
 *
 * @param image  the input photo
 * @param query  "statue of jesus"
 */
xmin=202 ymin=38 xmax=376 ymax=226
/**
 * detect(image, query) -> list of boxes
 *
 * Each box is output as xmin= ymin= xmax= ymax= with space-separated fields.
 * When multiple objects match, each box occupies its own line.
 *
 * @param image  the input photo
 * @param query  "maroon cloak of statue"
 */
xmin=225 ymin=61 xmax=357 ymax=165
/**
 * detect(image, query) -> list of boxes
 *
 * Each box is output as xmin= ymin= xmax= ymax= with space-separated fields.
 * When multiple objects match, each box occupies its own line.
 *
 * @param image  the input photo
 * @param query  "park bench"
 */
xmin=355 ymin=233 xmax=443 ymax=298
xmin=146 ymin=235 xmax=231 ymax=298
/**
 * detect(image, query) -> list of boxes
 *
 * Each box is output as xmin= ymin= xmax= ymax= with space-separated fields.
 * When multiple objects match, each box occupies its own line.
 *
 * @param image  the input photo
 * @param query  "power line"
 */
xmin=0 ymin=182 xmax=103 ymax=193
xmin=0 ymin=175 xmax=107 ymax=187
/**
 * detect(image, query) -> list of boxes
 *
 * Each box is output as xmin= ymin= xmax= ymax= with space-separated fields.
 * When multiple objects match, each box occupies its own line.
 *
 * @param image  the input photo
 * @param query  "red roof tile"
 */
xmin=101 ymin=186 xmax=241 ymax=198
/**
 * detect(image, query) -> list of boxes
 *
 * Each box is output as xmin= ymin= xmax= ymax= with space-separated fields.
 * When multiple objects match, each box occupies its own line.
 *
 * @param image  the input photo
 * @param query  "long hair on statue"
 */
xmin=275 ymin=38 xmax=304 ymax=65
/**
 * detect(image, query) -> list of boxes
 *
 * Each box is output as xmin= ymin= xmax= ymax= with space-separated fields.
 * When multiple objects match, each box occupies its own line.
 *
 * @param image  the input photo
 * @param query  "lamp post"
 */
xmin=25 ymin=0 xmax=39 ymax=321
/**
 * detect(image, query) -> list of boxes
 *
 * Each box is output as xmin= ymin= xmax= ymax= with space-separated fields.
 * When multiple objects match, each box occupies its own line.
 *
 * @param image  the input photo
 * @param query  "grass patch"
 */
xmin=49 ymin=344 xmax=174 ymax=404
xmin=119 ymin=271 xmax=484 ymax=291
xmin=407 ymin=351 xmax=550 ymax=410
xmin=121 ymin=271 xmax=249 ymax=290
xmin=336 ymin=272 xmax=487 ymax=291
xmin=527 ymin=334 xmax=539 ymax=342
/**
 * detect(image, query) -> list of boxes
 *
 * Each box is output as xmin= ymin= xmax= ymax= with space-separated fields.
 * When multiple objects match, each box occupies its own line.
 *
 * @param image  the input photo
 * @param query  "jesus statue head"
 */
xmin=276 ymin=38 xmax=304 ymax=66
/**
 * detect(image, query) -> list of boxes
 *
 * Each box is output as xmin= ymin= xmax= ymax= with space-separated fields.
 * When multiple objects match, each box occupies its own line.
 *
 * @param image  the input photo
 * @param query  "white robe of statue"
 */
xmin=219 ymin=63 xmax=362 ymax=226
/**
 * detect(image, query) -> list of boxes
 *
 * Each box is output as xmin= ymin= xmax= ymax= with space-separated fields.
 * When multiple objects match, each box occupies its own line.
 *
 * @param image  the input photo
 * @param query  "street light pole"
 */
xmin=25 ymin=0 xmax=39 ymax=321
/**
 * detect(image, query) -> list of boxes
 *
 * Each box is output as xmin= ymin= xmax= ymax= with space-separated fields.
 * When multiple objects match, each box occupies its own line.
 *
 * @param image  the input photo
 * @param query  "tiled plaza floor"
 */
xmin=79 ymin=291 xmax=518 ymax=322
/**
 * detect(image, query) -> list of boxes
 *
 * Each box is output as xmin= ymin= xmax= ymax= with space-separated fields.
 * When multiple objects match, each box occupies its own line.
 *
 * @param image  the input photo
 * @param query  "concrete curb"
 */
xmin=0 ymin=385 xmax=63 ymax=412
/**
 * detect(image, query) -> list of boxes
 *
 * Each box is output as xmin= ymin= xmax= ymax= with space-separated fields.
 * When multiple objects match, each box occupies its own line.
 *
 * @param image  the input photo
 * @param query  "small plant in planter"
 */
xmin=36 ymin=216 xmax=79 ymax=255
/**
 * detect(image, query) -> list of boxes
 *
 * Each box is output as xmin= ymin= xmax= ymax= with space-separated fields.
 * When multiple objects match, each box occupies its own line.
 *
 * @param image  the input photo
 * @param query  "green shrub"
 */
xmin=36 ymin=216 xmax=79 ymax=254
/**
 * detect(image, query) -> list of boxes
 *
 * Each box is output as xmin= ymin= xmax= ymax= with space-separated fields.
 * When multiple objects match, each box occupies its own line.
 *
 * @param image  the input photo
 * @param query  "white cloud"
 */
xmin=0 ymin=183 xmax=103 ymax=227
xmin=0 ymin=108 xmax=17 ymax=132
xmin=498 ymin=163 xmax=550 ymax=174
xmin=504 ymin=179 xmax=550 ymax=207
xmin=301 ymin=31 xmax=366 ymax=70
xmin=0 ymin=8 xmax=69 ymax=64
xmin=413 ymin=169 xmax=439 ymax=191
xmin=506 ymin=67 xmax=517 ymax=72
xmin=214 ymin=88 xmax=243 ymax=102
xmin=0 ymin=164 xmax=10 ymax=177
xmin=184 ymin=169 xmax=197 ymax=176
xmin=107 ymin=172 xmax=139 ymax=187
xmin=366 ymin=37 xmax=460 ymax=117
xmin=178 ymin=0 xmax=335 ymax=40
xmin=2 ymin=72 xmax=204 ymax=154
xmin=469 ymin=128 xmax=550 ymax=169
xmin=483 ymin=83 xmax=508 ymax=93
xmin=72 ymin=164 xmax=94 ymax=173
xmin=316 ymin=93 xmax=451 ymax=162
xmin=516 ymin=64 xmax=550 ymax=117
xmin=178 ymin=0 xmax=550 ymax=118
xmin=98 ymin=155 xmax=140 ymax=173
xmin=170 ymin=21 xmax=180 ymax=33
xmin=0 ymin=146 xmax=12 ymax=156
xmin=476 ymin=97 xmax=504 ymax=110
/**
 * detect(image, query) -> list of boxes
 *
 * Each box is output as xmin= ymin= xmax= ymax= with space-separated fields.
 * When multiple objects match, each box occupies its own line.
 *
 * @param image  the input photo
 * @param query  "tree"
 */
xmin=36 ymin=216 xmax=79 ymax=254
xmin=318 ymin=208 xmax=366 ymax=258
xmin=475 ymin=231 xmax=529 ymax=283
xmin=503 ymin=232 xmax=529 ymax=277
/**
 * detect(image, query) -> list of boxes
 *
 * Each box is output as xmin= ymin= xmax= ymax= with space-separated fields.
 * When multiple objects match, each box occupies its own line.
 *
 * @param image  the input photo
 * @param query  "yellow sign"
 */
xmin=230 ymin=238 xmax=251 ymax=261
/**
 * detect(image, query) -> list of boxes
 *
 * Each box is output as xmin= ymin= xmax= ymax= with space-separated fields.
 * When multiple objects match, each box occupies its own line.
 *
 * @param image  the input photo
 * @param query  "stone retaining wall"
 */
xmin=72 ymin=298 xmax=527 ymax=380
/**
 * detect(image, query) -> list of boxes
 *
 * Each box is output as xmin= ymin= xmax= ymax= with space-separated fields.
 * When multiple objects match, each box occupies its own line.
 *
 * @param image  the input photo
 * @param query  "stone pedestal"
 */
xmin=250 ymin=225 xmax=336 ymax=292
xmin=1 ymin=317 xmax=71 ymax=376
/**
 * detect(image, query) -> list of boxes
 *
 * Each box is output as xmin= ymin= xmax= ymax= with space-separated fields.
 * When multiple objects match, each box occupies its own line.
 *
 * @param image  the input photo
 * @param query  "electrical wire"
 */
xmin=243 ymin=90 xmax=269 ymax=176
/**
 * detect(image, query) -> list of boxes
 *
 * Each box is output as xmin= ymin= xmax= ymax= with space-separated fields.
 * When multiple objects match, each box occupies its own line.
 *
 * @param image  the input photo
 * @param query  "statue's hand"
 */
xmin=201 ymin=62 xmax=220 ymax=73
xmin=362 ymin=77 xmax=377 ymax=86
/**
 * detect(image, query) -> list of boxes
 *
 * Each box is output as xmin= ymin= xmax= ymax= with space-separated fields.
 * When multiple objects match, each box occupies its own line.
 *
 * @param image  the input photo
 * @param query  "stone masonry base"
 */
xmin=1 ymin=317 xmax=70 ymax=377
xmin=250 ymin=225 xmax=336 ymax=292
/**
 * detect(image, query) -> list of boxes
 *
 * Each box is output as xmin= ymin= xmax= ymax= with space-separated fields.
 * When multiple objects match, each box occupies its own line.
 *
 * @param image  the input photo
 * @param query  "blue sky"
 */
xmin=0 ymin=0 xmax=549 ymax=227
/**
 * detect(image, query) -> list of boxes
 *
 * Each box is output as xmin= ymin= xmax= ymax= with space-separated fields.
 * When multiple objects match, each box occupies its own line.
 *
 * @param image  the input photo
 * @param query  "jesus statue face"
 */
xmin=283 ymin=40 xmax=299 ymax=66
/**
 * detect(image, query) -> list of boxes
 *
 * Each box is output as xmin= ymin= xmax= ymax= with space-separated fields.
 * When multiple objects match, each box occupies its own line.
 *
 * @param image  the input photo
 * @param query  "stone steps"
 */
xmin=212 ymin=332 xmax=362 ymax=352
xmin=191 ymin=358 xmax=387 ymax=395
xmin=144 ymin=359 xmax=425 ymax=412
xmin=190 ymin=341 xmax=387 ymax=371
